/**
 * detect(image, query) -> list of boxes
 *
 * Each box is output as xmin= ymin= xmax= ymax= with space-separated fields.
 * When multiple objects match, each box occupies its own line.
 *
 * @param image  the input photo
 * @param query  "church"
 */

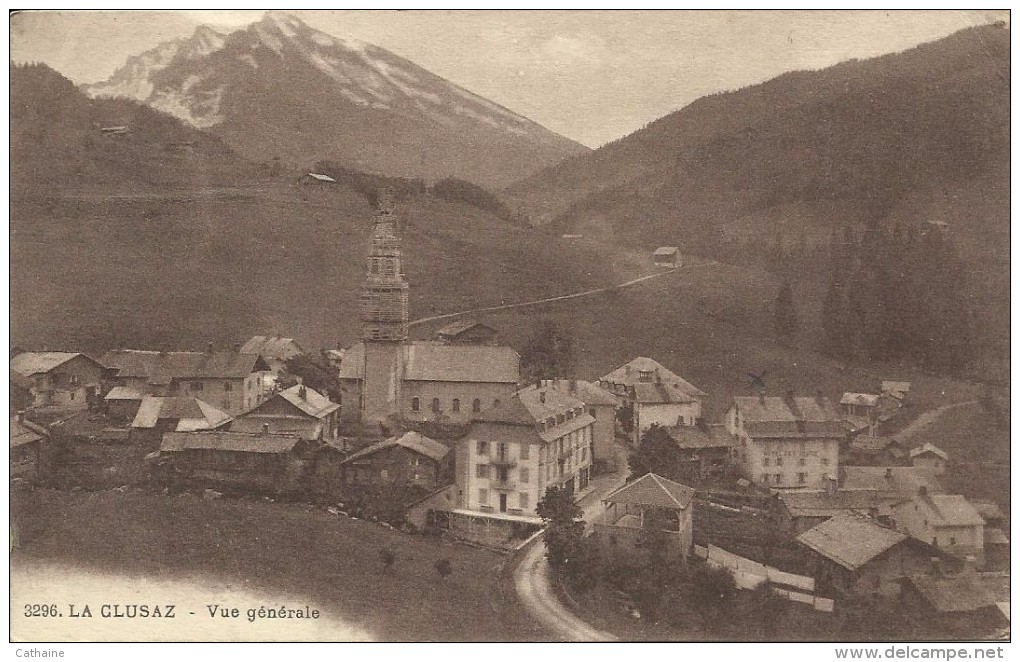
xmin=339 ymin=198 xmax=521 ymax=426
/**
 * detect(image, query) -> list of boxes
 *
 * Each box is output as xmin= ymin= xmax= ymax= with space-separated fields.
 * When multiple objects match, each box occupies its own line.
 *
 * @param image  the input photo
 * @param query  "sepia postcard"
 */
xmin=7 ymin=8 xmax=1011 ymax=650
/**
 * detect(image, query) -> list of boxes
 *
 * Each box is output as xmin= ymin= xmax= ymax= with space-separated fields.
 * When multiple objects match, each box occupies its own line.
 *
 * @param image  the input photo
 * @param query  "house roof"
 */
xmin=732 ymin=395 xmax=844 ymax=438
xmin=239 ymin=335 xmax=304 ymax=360
xmin=797 ymin=515 xmax=908 ymax=571
xmin=984 ymin=528 xmax=1010 ymax=545
xmin=604 ymin=473 xmax=695 ymax=510
xmin=840 ymin=392 xmax=880 ymax=407
xmin=342 ymin=431 xmax=449 ymax=464
xmin=851 ymin=435 xmax=903 ymax=453
xmin=515 ymin=384 xmax=587 ymax=421
xmin=921 ymin=494 xmax=985 ymax=527
xmin=305 ymin=172 xmax=336 ymax=182
xmin=338 ymin=342 xmax=519 ymax=383
xmin=11 ymin=351 xmax=103 ymax=377
xmin=910 ymin=442 xmax=948 ymax=461
xmin=653 ymin=246 xmax=679 ymax=256
xmin=102 ymin=349 xmax=268 ymax=383
xmin=229 ymin=416 xmax=322 ymax=439
xmin=11 ymin=417 xmax=48 ymax=448
xmin=247 ymin=385 xmax=339 ymax=419
xmin=600 ymin=357 xmax=705 ymax=397
xmin=104 ymin=386 xmax=143 ymax=401
xmin=161 ymin=431 xmax=301 ymax=454
xmin=971 ymin=501 xmax=1005 ymax=523
xmin=632 ymin=381 xmax=699 ymax=405
xmin=536 ymin=379 xmax=618 ymax=407
xmin=472 ymin=395 xmax=540 ymax=426
xmin=666 ymin=424 xmax=735 ymax=450
xmin=905 ymin=573 xmax=995 ymax=613
xmin=841 ymin=466 xmax=944 ymax=498
xmin=131 ymin=396 xmax=232 ymax=431
xmin=780 ymin=489 xmax=887 ymax=519
xmin=436 ymin=319 xmax=496 ymax=338
xmin=881 ymin=381 xmax=911 ymax=394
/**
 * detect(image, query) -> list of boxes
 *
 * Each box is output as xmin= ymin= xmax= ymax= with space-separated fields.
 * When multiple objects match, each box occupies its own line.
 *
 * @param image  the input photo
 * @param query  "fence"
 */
xmin=693 ymin=544 xmax=834 ymax=612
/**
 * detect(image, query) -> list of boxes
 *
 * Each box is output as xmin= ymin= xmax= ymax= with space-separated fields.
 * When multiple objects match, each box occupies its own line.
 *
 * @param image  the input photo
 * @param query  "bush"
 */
xmin=435 ymin=558 xmax=452 ymax=579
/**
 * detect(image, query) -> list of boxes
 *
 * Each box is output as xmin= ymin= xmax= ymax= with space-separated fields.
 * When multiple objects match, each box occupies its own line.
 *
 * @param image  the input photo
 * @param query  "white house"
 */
xmin=893 ymin=489 xmax=984 ymax=562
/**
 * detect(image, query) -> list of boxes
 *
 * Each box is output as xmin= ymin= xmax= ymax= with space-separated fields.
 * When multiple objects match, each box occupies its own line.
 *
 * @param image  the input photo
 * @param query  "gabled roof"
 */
xmin=920 ymin=494 xmax=985 ymax=527
xmin=797 ymin=515 xmax=907 ymax=571
xmin=342 ymin=431 xmax=449 ymax=464
xmin=11 ymin=352 xmax=104 ymax=377
xmin=11 ymin=417 xmax=48 ymax=448
xmin=246 ymin=385 xmax=339 ymax=419
xmin=600 ymin=357 xmax=705 ymax=398
xmin=533 ymin=379 xmax=618 ymax=407
xmin=604 ymin=473 xmax=695 ymax=510
xmin=905 ymin=573 xmax=995 ymax=613
xmin=653 ymin=246 xmax=679 ymax=256
xmin=131 ymin=396 xmax=232 ymax=431
xmin=305 ymin=172 xmax=336 ymax=182
xmin=161 ymin=431 xmax=301 ymax=454
xmin=971 ymin=501 xmax=1005 ymax=523
xmin=910 ymin=442 xmax=948 ymax=461
xmin=840 ymin=392 xmax=880 ymax=407
xmin=436 ymin=319 xmax=497 ymax=338
xmin=780 ymin=489 xmax=887 ymax=518
xmin=851 ymin=435 xmax=903 ymax=453
xmin=632 ymin=381 xmax=698 ymax=405
xmin=841 ymin=466 xmax=944 ymax=499
xmin=104 ymin=386 xmax=143 ymax=401
xmin=102 ymin=349 xmax=268 ymax=382
xmin=239 ymin=335 xmax=304 ymax=360
xmin=732 ymin=395 xmax=844 ymax=438
xmin=666 ymin=424 xmax=734 ymax=450
xmin=881 ymin=381 xmax=911 ymax=395
xmin=515 ymin=384 xmax=586 ymax=421
xmin=472 ymin=395 xmax=538 ymax=426
xmin=339 ymin=342 xmax=519 ymax=383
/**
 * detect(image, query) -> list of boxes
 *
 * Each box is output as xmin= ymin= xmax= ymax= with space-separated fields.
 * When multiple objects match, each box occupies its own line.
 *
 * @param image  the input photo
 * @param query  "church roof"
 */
xmin=339 ymin=342 xmax=519 ymax=384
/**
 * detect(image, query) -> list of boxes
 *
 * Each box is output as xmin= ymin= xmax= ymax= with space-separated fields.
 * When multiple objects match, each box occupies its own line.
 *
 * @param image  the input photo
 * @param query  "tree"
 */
xmin=379 ymin=547 xmax=396 ymax=572
xmin=748 ymin=580 xmax=788 ymax=638
xmin=283 ymin=353 xmax=342 ymax=403
xmin=616 ymin=401 xmax=634 ymax=435
xmin=536 ymin=486 xmax=584 ymax=571
xmin=435 ymin=558 xmax=452 ymax=580
xmin=628 ymin=424 xmax=684 ymax=482
xmin=520 ymin=319 xmax=575 ymax=382
xmin=686 ymin=560 xmax=738 ymax=621
xmin=773 ymin=280 xmax=798 ymax=347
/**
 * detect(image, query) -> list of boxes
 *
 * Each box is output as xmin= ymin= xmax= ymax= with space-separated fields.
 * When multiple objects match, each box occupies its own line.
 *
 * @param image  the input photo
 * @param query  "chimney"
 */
xmin=233 ymin=343 xmax=241 ymax=353
xmin=261 ymin=423 xmax=270 ymax=435
xmin=539 ymin=391 xmax=546 ymax=404
xmin=825 ymin=474 xmax=837 ymax=496
xmin=535 ymin=379 xmax=542 ymax=390
xmin=298 ymin=385 xmax=307 ymax=400
xmin=918 ymin=485 xmax=928 ymax=497
xmin=885 ymin=467 xmax=893 ymax=480
xmin=568 ymin=379 xmax=577 ymax=394
xmin=930 ymin=557 xmax=943 ymax=577
xmin=206 ymin=342 xmax=214 ymax=354
xmin=16 ymin=410 xmax=25 ymax=424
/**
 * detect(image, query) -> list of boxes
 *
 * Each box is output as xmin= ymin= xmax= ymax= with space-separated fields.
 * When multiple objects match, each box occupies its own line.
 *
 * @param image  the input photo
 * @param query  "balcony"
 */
xmin=490 ymin=454 xmax=516 ymax=467
xmin=490 ymin=478 xmax=516 ymax=491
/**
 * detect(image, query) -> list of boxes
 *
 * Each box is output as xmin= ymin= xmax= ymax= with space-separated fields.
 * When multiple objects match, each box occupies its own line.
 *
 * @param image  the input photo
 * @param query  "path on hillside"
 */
xmin=408 ymin=269 xmax=676 ymax=328
xmin=511 ymin=444 xmax=630 ymax=642
xmin=894 ymin=400 xmax=979 ymax=443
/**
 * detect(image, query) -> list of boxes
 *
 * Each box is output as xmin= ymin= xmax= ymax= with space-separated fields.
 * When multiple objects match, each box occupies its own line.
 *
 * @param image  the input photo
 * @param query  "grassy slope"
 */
xmin=11 ymin=489 xmax=547 ymax=641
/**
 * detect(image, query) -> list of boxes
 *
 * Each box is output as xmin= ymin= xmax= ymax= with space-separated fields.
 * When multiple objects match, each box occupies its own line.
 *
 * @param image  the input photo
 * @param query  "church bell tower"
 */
xmin=359 ymin=192 xmax=409 ymax=422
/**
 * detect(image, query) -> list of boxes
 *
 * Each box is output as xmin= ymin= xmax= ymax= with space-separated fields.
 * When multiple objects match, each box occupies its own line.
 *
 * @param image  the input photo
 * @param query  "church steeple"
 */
xmin=360 ymin=192 xmax=409 ymax=342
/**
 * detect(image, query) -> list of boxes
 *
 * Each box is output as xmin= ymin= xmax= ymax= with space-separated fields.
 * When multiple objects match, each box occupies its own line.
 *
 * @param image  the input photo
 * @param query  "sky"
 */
xmin=10 ymin=9 xmax=1006 ymax=147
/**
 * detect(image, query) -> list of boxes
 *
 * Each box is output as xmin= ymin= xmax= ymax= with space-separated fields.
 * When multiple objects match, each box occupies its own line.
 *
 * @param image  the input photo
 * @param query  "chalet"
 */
xmin=594 ymin=473 xmax=695 ymax=562
xmin=239 ymin=335 xmax=304 ymax=374
xmin=600 ymin=357 xmax=705 ymax=443
xmin=299 ymin=172 xmax=336 ymax=185
xmin=232 ymin=384 xmax=340 ymax=441
xmin=665 ymin=423 xmax=735 ymax=482
xmin=778 ymin=487 xmax=888 ymax=536
xmin=847 ymin=435 xmax=908 ymax=466
xmin=103 ymin=386 xmax=144 ymax=421
xmin=339 ymin=341 xmax=520 ymax=425
xmin=880 ymin=381 xmax=911 ymax=402
xmin=893 ymin=489 xmax=984 ymax=561
xmin=10 ymin=352 xmax=106 ymax=411
xmin=456 ymin=387 xmax=595 ymax=520
xmin=11 ymin=413 xmax=48 ymax=481
xmin=159 ymin=430 xmax=315 ymax=494
xmin=101 ymin=348 xmax=272 ymax=414
xmin=131 ymin=396 xmax=232 ymax=442
xmin=520 ymin=379 xmax=619 ymax=472
xmin=653 ymin=246 xmax=680 ymax=268
xmin=796 ymin=514 xmax=939 ymax=598
xmin=725 ymin=393 xmax=845 ymax=490
xmin=900 ymin=569 xmax=1006 ymax=635
xmin=909 ymin=442 xmax=948 ymax=476
xmin=435 ymin=320 xmax=499 ymax=345
xmin=840 ymin=465 xmax=944 ymax=502
xmin=339 ymin=431 xmax=452 ymax=492
xmin=840 ymin=392 xmax=879 ymax=420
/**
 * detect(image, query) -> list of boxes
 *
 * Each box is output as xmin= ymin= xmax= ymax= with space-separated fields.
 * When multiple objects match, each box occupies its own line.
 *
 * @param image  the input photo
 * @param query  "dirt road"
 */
xmin=894 ymin=400 xmax=978 ymax=442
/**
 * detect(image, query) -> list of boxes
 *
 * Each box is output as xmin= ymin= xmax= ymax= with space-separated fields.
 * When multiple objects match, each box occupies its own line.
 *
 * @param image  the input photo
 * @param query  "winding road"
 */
xmin=409 ymin=268 xmax=676 ymax=328
xmin=894 ymin=399 xmax=978 ymax=442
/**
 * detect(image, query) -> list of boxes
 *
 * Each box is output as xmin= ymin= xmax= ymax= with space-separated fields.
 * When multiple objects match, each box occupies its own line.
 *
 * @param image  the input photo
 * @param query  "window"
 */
xmin=431 ymin=398 xmax=441 ymax=413
xmin=69 ymin=374 xmax=80 ymax=385
xmin=520 ymin=468 xmax=529 ymax=483
xmin=519 ymin=493 xmax=529 ymax=510
xmin=478 ymin=489 xmax=488 ymax=505
xmin=761 ymin=474 xmax=769 ymax=484
xmin=950 ymin=537 xmax=957 ymax=546
xmin=413 ymin=472 xmax=421 ymax=481
xmin=70 ymin=392 xmax=75 ymax=400
xmin=763 ymin=457 xmax=771 ymax=467
xmin=775 ymin=457 xmax=783 ymax=466
xmin=452 ymin=398 xmax=460 ymax=413
xmin=520 ymin=445 xmax=529 ymax=460
xmin=493 ymin=398 xmax=502 ymax=408
xmin=774 ymin=473 xmax=782 ymax=484
xmin=191 ymin=381 xmax=204 ymax=391
xmin=638 ymin=370 xmax=653 ymax=383
xmin=476 ymin=464 xmax=489 ymax=479
xmin=798 ymin=472 xmax=806 ymax=484
xmin=821 ymin=457 xmax=829 ymax=466
xmin=799 ymin=441 xmax=807 ymax=454
xmin=381 ymin=469 xmax=389 ymax=479
xmin=411 ymin=397 xmax=420 ymax=412
xmin=477 ymin=441 xmax=489 ymax=456
xmin=798 ymin=458 xmax=806 ymax=467
xmin=472 ymin=398 xmax=481 ymax=413
xmin=224 ymin=382 xmax=232 ymax=391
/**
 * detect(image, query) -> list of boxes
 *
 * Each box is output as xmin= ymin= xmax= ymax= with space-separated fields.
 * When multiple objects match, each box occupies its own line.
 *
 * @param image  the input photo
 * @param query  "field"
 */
xmin=10 ymin=488 xmax=548 ymax=641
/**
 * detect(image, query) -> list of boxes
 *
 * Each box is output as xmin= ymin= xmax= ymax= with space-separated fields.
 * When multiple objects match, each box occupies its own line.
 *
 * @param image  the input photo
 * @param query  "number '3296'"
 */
xmin=25 ymin=604 xmax=60 ymax=617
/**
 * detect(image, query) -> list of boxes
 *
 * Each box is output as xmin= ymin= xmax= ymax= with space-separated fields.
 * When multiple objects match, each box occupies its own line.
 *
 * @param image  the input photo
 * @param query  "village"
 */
xmin=9 ymin=197 xmax=1009 ymax=642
